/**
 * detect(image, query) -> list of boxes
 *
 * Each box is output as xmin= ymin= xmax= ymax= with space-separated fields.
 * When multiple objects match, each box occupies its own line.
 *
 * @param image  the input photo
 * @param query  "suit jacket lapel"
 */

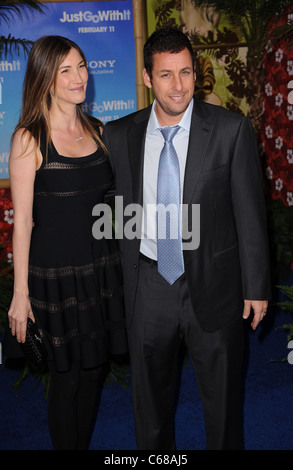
xmin=183 ymin=100 xmax=213 ymax=205
xmin=127 ymin=107 xmax=151 ymax=205
xmin=126 ymin=100 xmax=213 ymax=206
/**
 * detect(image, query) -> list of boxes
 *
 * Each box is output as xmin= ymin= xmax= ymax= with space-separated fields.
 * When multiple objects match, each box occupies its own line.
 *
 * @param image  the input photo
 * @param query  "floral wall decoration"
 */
xmin=0 ymin=189 xmax=13 ymax=265
xmin=261 ymin=41 xmax=293 ymax=208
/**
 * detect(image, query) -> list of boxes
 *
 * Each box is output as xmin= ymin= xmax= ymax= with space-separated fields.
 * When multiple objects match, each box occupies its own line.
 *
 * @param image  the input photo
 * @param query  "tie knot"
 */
xmin=160 ymin=125 xmax=179 ymax=142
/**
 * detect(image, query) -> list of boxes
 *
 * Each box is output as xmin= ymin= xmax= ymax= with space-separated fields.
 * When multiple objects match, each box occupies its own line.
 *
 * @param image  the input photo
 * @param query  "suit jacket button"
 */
xmin=133 ymin=264 xmax=137 ymax=269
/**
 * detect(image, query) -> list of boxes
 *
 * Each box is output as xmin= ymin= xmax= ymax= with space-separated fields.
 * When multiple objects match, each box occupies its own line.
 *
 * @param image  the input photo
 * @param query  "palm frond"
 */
xmin=195 ymin=0 xmax=292 ymax=18
xmin=278 ymin=285 xmax=293 ymax=301
xmin=195 ymin=0 xmax=293 ymax=57
xmin=0 ymin=0 xmax=44 ymax=25
xmin=268 ymin=21 xmax=293 ymax=49
xmin=0 ymin=33 xmax=33 ymax=57
xmin=0 ymin=1 xmax=45 ymax=58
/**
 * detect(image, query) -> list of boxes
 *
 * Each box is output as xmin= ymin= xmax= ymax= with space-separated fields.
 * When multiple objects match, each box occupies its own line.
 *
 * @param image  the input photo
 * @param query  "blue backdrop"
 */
xmin=0 ymin=0 xmax=137 ymax=179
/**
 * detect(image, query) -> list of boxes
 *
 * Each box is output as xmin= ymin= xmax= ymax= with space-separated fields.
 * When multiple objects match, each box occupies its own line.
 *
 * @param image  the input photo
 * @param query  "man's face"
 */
xmin=143 ymin=48 xmax=196 ymax=126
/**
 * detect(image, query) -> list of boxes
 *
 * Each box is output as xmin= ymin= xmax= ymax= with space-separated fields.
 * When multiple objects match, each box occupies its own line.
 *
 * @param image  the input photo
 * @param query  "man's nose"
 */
xmin=172 ymin=75 xmax=184 ymax=91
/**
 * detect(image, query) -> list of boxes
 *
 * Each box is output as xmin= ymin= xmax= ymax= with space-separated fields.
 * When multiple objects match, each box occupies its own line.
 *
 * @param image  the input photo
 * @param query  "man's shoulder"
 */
xmin=193 ymin=98 xmax=245 ymax=124
xmin=104 ymin=105 xmax=152 ymax=131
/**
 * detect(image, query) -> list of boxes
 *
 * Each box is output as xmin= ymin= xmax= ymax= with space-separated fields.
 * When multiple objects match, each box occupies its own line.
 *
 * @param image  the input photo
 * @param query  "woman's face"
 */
xmin=51 ymin=47 xmax=88 ymax=107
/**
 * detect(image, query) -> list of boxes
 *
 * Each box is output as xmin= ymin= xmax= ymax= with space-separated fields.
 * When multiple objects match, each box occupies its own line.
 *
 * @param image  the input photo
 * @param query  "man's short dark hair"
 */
xmin=143 ymin=27 xmax=194 ymax=78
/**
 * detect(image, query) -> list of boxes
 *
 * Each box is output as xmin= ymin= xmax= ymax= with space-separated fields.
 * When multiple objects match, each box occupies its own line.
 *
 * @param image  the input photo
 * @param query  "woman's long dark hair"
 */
xmin=14 ymin=35 xmax=106 ymax=158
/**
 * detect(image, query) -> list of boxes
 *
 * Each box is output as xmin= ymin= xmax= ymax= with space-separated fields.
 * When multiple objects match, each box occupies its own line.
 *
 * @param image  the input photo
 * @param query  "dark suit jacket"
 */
xmin=103 ymin=98 xmax=271 ymax=332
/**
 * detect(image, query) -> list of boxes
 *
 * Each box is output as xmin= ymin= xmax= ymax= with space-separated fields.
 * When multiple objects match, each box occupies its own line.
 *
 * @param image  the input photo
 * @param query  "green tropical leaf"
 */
xmin=0 ymin=0 xmax=44 ymax=24
xmin=195 ymin=0 xmax=293 ymax=57
xmin=0 ymin=33 xmax=33 ymax=57
xmin=0 ymin=0 xmax=45 ymax=58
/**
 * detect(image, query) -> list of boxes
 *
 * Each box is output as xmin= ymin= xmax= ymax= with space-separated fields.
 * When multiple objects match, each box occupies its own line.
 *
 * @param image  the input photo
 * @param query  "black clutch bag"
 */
xmin=20 ymin=318 xmax=47 ymax=364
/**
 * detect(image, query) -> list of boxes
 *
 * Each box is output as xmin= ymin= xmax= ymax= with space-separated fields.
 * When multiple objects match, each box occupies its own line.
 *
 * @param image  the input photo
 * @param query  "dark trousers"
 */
xmin=128 ymin=256 xmax=244 ymax=450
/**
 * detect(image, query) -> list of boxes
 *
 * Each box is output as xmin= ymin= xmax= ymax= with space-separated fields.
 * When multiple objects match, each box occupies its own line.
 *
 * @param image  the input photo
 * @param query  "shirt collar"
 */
xmin=147 ymin=98 xmax=194 ymax=135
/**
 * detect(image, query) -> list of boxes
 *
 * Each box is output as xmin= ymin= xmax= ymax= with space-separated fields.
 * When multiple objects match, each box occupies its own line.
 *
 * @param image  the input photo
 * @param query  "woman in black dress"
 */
xmin=8 ymin=36 xmax=127 ymax=450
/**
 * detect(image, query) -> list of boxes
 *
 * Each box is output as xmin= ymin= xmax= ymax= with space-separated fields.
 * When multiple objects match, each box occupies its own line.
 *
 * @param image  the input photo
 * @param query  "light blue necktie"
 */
xmin=157 ymin=125 xmax=184 ymax=285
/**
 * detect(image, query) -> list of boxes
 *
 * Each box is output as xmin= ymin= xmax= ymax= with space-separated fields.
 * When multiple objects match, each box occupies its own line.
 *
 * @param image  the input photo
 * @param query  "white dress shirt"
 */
xmin=140 ymin=99 xmax=194 ymax=260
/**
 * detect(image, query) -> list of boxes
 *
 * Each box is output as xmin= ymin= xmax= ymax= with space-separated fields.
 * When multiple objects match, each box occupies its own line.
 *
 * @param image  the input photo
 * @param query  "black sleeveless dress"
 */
xmin=28 ymin=129 xmax=127 ymax=372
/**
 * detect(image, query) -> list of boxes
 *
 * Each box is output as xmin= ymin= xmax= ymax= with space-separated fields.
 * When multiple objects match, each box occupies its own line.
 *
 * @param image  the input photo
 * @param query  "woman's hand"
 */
xmin=8 ymin=292 xmax=35 ymax=343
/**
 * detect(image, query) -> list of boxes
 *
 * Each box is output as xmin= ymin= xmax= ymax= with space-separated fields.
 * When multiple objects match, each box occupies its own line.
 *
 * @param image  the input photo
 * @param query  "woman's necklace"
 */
xmin=63 ymin=125 xmax=83 ymax=142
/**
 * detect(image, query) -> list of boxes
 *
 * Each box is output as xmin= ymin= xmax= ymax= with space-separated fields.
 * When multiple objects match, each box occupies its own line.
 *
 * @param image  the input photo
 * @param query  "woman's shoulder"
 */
xmin=10 ymin=127 xmax=43 ymax=170
xmin=11 ymin=127 xmax=35 ymax=153
xmin=13 ymin=126 xmax=31 ymax=140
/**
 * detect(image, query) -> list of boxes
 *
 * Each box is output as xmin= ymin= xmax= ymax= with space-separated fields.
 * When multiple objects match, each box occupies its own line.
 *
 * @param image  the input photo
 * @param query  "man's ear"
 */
xmin=142 ymin=68 xmax=152 ymax=89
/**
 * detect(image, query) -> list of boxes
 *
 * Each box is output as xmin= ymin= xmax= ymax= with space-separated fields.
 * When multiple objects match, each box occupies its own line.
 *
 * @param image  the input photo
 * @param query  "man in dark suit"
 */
xmin=103 ymin=27 xmax=271 ymax=450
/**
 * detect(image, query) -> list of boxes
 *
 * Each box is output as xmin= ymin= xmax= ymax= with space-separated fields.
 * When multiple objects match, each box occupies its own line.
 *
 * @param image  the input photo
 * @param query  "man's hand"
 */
xmin=242 ymin=300 xmax=268 ymax=330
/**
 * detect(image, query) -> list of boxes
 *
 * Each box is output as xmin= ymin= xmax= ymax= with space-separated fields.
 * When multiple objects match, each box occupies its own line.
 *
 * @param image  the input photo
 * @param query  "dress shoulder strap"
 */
xmin=39 ymin=129 xmax=56 ymax=164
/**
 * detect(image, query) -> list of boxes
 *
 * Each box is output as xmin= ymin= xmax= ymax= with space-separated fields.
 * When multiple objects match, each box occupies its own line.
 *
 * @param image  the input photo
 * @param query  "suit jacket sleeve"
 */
xmin=231 ymin=116 xmax=271 ymax=300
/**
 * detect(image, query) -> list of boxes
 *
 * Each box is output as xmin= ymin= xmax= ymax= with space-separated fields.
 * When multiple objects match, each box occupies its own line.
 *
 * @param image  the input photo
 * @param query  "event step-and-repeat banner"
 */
xmin=0 ymin=0 xmax=136 ymax=181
